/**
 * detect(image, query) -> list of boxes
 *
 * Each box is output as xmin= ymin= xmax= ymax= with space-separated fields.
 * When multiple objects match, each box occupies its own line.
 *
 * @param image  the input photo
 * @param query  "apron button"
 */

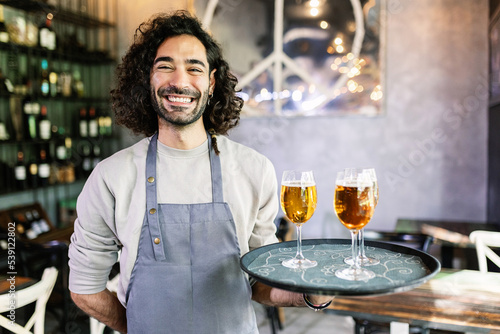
xmin=154 ymin=237 xmax=160 ymax=244
xmin=149 ymin=208 xmax=156 ymax=214
xmin=148 ymin=176 xmax=155 ymax=183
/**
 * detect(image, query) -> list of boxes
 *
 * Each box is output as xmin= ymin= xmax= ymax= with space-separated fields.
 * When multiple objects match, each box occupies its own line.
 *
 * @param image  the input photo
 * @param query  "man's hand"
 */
xmin=252 ymin=282 xmax=334 ymax=308
xmin=305 ymin=294 xmax=334 ymax=306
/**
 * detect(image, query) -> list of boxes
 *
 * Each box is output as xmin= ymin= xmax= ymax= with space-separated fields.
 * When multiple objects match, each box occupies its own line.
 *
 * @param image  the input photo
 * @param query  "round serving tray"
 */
xmin=240 ymin=238 xmax=441 ymax=296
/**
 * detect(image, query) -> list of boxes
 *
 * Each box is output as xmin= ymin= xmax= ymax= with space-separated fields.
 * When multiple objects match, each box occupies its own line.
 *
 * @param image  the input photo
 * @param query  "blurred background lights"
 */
xmin=347 ymin=80 xmax=358 ymax=92
xmin=292 ymin=90 xmax=303 ymax=102
xmin=309 ymin=0 xmax=320 ymax=7
xmin=370 ymin=85 xmax=383 ymax=101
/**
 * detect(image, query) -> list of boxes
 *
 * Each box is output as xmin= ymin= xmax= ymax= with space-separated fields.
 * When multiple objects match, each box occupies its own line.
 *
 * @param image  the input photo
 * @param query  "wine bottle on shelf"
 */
xmin=0 ymin=68 xmax=14 ymax=94
xmin=79 ymin=107 xmax=88 ymax=137
xmin=14 ymin=150 xmax=28 ymax=190
xmin=31 ymin=209 xmax=50 ymax=234
xmin=22 ymin=99 xmax=34 ymax=140
xmin=59 ymin=71 xmax=72 ymax=97
xmin=39 ymin=13 xmax=56 ymax=51
xmin=13 ymin=213 xmax=31 ymax=239
xmin=27 ymin=102 xmax=40 ymax=140
xmin=64 ymin=136 xmax=75 ymax=183
xmin=0 ymin=5 xmax=10 ymax=44
xmin=27 ymin=151 xmax=38 ymax=188
xmin=92 ymin=144 xmax=102 ymax=169
xmin=24 ymin=210 xmax=41 ymax=238
xmin=49 ymin=70 xmax=59 ymax=97
xmin=40 ymin=59 xmax=50 ymax=97
xmin=72 ymin=70 xmax=84 ymax=98
xmin=88 ymin=107 xmax=99 ymax=138
xmin=22 ymin=211 xmax=38 ymax=240
xmin=38 ymin=105 xmax=51 ymax=140
xmin=0 ymin=118 xmax=9 ymax=141
xmin=80 ymin=140 xmax=92 ymax=178
xmin=0 ymin=160 xmax=11 ymax=193
xmin=55 ymin=127 xmax=68 ymax=163
xmin=38 ymin=147 xmax=51 ymax=187
xmin=98 ymin=111 xmax=109 ymax=136
xmin=54 ymin=127 xmax=68 ymax=183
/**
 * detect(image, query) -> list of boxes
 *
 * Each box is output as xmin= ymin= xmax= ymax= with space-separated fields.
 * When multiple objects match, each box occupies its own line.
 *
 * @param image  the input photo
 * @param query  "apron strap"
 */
xmin=145 ymin=133 xmax=166 ymax=261
xmin=208 ymin=133 xmax=224 ymax=203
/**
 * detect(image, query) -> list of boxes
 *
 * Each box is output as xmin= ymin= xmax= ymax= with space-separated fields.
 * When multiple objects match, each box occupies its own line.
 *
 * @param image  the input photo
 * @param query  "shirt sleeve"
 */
xmin=248 ymin=157 xmax=279 ymax=251
xmin=68 ymin=163 xmax=121 ymax=294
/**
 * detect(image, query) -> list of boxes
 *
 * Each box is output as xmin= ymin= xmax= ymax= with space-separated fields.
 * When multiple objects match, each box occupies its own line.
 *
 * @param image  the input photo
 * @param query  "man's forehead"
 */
xmin=155 ymin=35 xmax=208 ymax=63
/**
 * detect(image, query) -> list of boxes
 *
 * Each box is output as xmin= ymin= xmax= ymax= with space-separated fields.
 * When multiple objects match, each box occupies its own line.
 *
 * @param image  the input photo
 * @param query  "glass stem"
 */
xmin=295 ymin=224 xmax=305 ymax=261
xmin=360 ymin=228 xmax=366 ymax=258
xmin=351 ymin=229 xmax=360 ymax=269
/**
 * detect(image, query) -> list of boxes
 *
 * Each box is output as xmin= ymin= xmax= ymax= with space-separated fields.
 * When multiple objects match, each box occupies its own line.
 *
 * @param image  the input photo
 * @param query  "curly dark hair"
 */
xmin=110 ymin=10 xmax=243 ymax=137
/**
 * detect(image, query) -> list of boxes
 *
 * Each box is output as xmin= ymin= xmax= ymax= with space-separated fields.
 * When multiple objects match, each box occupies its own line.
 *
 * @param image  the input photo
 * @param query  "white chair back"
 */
xmin=0 ymin=267 xmax=58 ymax=334
xmin=469 ymin=230 xmax=500 ymax=273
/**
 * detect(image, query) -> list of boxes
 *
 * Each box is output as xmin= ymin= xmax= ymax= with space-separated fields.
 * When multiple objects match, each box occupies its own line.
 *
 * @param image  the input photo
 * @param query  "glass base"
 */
xmin=282 ymin=258 xmax=317 ymax=269
xmin=335 ymin=267 xmax=376 ymax=281
xmin=344 ymin=256 xmax=380 ymax=266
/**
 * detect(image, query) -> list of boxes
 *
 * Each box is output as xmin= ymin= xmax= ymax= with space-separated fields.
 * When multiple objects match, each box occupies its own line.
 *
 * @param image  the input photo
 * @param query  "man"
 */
xmin=68 ymin=11 xmax=332 ymax=333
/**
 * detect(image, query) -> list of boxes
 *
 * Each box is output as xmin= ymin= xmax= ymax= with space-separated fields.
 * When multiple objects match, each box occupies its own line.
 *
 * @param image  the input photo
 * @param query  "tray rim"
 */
xmin=240 ymin=238 xmax=441 ymax=296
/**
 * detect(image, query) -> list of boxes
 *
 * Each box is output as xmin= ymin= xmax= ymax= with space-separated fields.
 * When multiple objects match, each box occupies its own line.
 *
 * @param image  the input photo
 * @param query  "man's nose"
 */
xmin=169 ymin=69 xmax=190 ymax=89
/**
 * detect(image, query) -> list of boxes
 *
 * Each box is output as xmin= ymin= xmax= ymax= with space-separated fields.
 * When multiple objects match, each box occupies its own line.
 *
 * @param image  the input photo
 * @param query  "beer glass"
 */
xmin=280 ymin=170 xmax=318 ymax=269
xmin=345 ymin=168 xmax=380 ymax=266
xmin=334 ymin=169 xmax=376 ymax=280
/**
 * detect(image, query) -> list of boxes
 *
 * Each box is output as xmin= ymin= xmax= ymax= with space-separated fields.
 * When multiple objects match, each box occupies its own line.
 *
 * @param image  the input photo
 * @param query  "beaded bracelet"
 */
xmin=303 ymin=293 xmax=332 ymax=312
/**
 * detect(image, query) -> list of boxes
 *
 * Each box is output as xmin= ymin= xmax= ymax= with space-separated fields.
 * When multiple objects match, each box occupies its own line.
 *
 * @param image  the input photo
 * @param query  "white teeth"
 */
xmin=168 ymin=96 xmax=192 ymax=103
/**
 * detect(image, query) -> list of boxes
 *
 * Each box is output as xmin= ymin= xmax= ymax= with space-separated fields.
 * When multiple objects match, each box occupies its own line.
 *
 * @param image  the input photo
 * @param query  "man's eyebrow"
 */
xmin=153 ymin=56 xmax=207 ymax=68
xmin=186 ymin=59 xmax=207 ymax=68
xmin=154 ymin=56 xmax=173 ymax=64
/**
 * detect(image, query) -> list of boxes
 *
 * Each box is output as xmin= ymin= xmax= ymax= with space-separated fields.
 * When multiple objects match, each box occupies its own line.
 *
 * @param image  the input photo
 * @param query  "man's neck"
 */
xmin=157 ymin=121 xmax=207 ymax=150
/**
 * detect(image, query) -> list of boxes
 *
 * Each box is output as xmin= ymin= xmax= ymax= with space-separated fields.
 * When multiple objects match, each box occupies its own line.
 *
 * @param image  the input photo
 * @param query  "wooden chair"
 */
xmin=362 ymin=230 xmax=434 ymax=253
xmin=469 ymin=230 xmax=500 ymax=272
xmin=0 ymin=267 xmax=58 ymax=334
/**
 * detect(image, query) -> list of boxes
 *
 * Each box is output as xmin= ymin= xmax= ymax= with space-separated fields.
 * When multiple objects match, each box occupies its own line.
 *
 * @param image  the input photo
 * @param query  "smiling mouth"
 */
xmin=166 ymin=95 xmax=194 ymax=103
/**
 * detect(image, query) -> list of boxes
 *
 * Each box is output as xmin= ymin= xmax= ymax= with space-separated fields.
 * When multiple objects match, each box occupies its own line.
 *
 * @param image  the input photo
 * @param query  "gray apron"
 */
xmin=125 ymin=133 xmax=257 ymax=333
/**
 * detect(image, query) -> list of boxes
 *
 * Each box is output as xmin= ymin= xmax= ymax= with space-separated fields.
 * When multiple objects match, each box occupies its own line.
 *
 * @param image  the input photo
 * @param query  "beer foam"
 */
xmin=337 ymin=180 xmax=372 ymax=187
xmin=282 ymin=180 xmax=316 ymax=187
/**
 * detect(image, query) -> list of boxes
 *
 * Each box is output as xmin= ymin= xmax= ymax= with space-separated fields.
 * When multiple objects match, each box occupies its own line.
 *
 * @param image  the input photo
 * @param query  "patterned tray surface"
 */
xmin=241 ymin=239 xmax=441 ymax=296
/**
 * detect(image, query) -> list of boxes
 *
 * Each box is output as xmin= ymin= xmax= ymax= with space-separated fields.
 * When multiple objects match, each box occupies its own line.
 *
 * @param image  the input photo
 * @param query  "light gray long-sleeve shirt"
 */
xmin=68 ymin=135 xmax=279 ymax=306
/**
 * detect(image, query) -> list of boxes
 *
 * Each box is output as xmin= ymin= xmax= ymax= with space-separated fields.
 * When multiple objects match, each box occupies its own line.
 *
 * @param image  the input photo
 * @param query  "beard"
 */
xmin=151 ymin=85 xmax=210 ymax=127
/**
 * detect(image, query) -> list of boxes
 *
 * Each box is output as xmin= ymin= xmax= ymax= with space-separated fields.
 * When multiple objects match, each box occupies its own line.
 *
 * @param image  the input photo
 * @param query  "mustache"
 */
xmin=158 ymin=86 xmax=201 ymax=98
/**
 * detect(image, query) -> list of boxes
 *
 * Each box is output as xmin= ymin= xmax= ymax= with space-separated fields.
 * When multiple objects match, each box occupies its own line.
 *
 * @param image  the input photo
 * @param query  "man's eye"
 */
xmin=156 ymin=64 xmax=172 ymax=70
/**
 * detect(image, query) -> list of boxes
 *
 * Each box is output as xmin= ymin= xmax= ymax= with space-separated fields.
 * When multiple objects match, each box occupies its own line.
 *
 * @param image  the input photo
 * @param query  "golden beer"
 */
xmin=280 ymin=182 xmax=317 ymax=225
xmin=334 ymin=185 xmax=375 ymax=230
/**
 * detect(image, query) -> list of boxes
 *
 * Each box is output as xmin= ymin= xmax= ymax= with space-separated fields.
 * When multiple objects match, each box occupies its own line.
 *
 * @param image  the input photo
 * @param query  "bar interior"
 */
xmin=0 ymin=0 xmax=499 ymax=333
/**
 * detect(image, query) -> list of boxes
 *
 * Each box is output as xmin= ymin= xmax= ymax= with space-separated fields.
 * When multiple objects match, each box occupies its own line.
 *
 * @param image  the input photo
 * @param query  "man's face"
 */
xmin=150 ymin=34 xmax=216 ymax=127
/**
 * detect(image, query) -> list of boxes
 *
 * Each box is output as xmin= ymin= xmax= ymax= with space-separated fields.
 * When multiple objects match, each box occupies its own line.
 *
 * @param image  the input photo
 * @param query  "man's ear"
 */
xmin=209 ymin=69 xmax=216 ymax=94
